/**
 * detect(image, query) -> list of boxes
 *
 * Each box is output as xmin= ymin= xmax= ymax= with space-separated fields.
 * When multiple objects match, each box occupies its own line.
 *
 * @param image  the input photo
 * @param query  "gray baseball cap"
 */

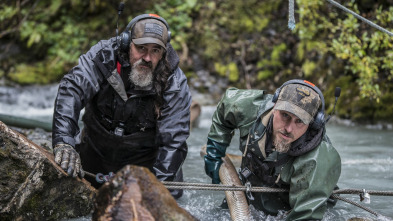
xmin=131 ymin=18 xmax=168 ymax=49
xmin=274 ymin=83 xmax=321 ymax=124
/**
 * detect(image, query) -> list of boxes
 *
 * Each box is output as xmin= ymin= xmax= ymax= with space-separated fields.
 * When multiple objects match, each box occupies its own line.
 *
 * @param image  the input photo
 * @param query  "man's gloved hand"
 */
xmin=53 ymin=143 xmax=85 ymax=178
xmin=204 ymin=138 xmax=228 ymax=184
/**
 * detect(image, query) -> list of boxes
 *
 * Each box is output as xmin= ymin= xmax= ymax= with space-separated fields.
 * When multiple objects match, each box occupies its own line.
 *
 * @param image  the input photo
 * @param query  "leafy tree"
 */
xmin=1 ymin=0 xmax=393 ymax=123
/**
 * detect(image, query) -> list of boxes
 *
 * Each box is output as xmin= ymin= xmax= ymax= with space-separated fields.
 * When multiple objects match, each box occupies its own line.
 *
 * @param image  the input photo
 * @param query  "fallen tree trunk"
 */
xmin=0 ymin=113 xmax=52 ymax=131
xmin=1 ymin=120 xmax=197 ymax=221
xmin=0 ymin=121 xmax=96 ymax=221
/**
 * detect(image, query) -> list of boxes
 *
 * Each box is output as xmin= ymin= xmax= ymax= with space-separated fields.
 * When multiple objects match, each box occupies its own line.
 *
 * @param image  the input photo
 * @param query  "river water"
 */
xmin=0 ymin=85 xmax=392 ymax=221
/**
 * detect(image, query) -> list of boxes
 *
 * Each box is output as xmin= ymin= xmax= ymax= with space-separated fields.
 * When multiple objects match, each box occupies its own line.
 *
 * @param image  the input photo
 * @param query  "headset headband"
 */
xmin=125 ymin=14 xmax=170 ymax=34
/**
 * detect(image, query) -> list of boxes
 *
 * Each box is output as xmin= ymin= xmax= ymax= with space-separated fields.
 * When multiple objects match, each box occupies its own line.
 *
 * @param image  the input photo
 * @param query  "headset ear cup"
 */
xmin=311 ymin=111 xmax=325 ymax=130
xmin=120 ymin=31 xmax=131 ymax=52
xmin=167 ymin=31 xmax=171 ymax=43
xmin=272 ymin=88 xmax=280 ymax=103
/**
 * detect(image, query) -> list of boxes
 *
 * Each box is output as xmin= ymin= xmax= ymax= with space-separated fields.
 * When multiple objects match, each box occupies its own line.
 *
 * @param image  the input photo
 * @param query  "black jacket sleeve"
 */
xmin=153 ymin=66 xmax=191 ymax=183
xmin=52 ymin=39 xmax=114 ymax=147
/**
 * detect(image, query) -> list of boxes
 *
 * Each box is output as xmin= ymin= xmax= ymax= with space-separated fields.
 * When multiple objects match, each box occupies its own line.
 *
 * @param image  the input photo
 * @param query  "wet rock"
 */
xmin=93 ymin=165 xmax=197 ymax=221
xmin=0 ymin=121 xmax=96 ymax=221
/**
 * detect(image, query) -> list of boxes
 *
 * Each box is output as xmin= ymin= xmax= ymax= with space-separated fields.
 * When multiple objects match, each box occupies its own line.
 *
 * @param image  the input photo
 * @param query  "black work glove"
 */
xmin=54 ymin=143 xmax=85 ymax=178
xmin=204 ymin=138 xmax=228 ymax=184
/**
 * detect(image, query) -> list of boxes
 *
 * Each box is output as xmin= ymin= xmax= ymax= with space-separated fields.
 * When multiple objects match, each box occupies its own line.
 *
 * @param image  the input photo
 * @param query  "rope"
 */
xmin=288 ymin=0 xmax=296 ymax=30
xmin=326 ymin=0 xmax=393 ymax=37
xmin=162 ymin=181 xmax=288 ymax=193
xmin=333 ymin=188 xmax=393 ymax=196
xmin=162 ymin=181 xmax=393 ymax=217
xmin=163 ymin=181 xmax=393 ymax=196
xmin=82 ymin=171 xmax=391 ymax=217
xmin=331 ymin=194 xmax=379 ymax=216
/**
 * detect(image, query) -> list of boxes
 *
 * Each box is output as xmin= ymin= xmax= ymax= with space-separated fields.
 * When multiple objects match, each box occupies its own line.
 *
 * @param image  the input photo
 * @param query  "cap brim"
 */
xmin=274 ymin=100 xmax=313 ymax=124
xmin=132 ymin=38 xmax=166 ymax=49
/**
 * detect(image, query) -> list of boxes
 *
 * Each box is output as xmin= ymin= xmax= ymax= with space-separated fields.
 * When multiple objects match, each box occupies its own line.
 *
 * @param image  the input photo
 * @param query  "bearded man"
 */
xmin=52 ymin=14 xmax=191 ymax=199
xmin=204 ymin=79 xmax=341 ymax=220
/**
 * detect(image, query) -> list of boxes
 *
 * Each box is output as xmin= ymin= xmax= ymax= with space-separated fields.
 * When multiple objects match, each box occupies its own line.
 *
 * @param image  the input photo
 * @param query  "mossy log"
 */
xmin=0 ymin=121 xmax=96 ymax=221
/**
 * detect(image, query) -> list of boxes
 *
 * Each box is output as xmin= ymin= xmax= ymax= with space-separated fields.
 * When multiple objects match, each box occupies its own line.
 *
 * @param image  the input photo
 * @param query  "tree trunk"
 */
xmin=0 ymin=121 xmax=96 ymax=221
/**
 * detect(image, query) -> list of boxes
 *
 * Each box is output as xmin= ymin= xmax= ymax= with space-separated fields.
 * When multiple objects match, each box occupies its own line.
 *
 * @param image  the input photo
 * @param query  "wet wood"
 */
xmin=219 ymin=156 xmax=251 ymax=221
xmin=190 ymin=101 xmax=201 ymax=129
xmin=93 ymin=165 xmax=197 ymax=221
xmin=0 ymin=121 xmax=96 ymax=221
xmin=0 ymin=119 xmax=197 ymax=221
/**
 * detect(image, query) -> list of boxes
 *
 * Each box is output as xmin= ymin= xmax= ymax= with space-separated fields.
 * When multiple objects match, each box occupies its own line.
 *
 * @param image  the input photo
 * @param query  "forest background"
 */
xmin=1 ymin=0 xmax=393 ymax=125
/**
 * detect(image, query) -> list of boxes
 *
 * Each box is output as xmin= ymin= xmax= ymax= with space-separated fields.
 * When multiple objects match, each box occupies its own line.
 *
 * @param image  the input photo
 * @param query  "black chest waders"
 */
xmin=239 ymin=116 xmax=292 ymax=215
xmin=76 ymin=94 xmax=158 ymax=188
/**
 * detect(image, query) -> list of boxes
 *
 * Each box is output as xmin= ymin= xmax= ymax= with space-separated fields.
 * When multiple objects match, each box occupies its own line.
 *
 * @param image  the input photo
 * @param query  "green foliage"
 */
xmin=193 ymin=0 xmax=279 ymax=60
xmin=9 ymin=61 xmax=64 ymax=84
xmin=257 ymin=43 xmax=287 ymax=80
xmin=375 ymin=92 xmax=393 ymax=122
xmin=151 ymin=0 xmax=198 ymax=51
xmin=296 ymin=0 xmax=393 ymax=121
xmin=257 ymin=70 xmax=274 ymax=80
xmin=2 ymin=0 xmax=393 ymax=123
xmin=0 ymin=5 xmax=17 ymax=21
xmin=271 ymin=43 xmax=287 ymax=65
xmin=1 ymin=1 xmax=115 ymax=84
xmin=302 ymin=60 xmax=316 ymax=77
xmin=214 ymin=62 xmax=239 ymax=82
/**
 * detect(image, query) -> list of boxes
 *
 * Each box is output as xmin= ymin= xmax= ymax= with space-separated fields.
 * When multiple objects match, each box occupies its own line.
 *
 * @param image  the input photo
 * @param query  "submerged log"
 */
xmin=93 ymin=165 xmax=197 ymax=221
xmin=0 ymin=113 xmax=52 ymax=132
xmin=0 ymin=121 xmax=96 ymax=221
xmin=190 ymin=101 xmax=201 ymax=129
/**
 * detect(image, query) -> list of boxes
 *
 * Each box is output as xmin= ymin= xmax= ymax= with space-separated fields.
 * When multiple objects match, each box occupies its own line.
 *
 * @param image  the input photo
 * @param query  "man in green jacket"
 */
xmin=204 ymin=79 xmax=341 ymax=220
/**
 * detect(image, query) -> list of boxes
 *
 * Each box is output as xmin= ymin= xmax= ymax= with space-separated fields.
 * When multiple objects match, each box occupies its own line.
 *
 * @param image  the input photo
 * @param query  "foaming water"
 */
xmin=343 ymin=158 xmax=393 ymax=165
xmin=0 ymin=84 xmax=58 ymax=121
xmin=1 ymin=87 xmax=392 ymax=221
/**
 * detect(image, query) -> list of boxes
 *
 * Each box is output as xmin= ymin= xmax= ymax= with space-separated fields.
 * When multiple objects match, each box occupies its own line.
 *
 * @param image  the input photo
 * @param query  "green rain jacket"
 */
xmin=207 ymin=88 xmax=341 ymax=221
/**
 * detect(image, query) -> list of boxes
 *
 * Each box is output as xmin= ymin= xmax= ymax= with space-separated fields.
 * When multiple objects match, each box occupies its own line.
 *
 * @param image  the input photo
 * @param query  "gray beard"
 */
xmin=273 ymin=136 xmax=291 ymax=153
xmin=129 ymin=60 xmax=153 ymax=87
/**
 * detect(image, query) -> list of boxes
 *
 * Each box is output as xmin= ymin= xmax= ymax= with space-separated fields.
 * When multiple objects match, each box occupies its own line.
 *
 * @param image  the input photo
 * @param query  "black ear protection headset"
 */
xmin=272 ymin=79 xmax=326 ymax=130
xmin=118 ymin=14 xmax=171 ymax=53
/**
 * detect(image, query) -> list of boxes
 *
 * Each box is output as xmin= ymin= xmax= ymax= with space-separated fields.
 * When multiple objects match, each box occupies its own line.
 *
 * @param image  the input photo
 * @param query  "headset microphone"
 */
xmin=325 ymin=87 xmax=341 ymax=123
xmin=116 ymin=2 xmax=125 ymax=48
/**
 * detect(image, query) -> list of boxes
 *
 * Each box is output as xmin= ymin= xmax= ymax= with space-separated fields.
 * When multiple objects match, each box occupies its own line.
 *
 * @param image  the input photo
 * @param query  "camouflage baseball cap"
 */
xmin=274 ymin=83 xmax=321 ymax=124
xmin=131 ymin=18 xmax=168 ymax=49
